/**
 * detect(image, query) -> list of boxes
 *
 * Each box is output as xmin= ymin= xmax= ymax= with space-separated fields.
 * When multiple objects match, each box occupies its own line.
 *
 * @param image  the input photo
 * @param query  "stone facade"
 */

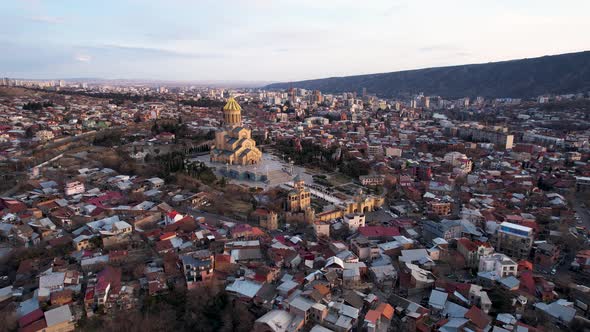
xmin=210 ymin=97 xmax=262 ymax=166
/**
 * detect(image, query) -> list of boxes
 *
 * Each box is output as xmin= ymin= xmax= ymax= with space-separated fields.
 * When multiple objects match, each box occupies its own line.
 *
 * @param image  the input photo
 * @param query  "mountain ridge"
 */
xmin=265 ymin=51 xmax=590 ymax=99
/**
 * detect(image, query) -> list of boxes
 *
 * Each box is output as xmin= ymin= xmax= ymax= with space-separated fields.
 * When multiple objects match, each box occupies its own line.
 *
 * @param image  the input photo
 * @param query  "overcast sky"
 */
xmin=1 ymin=0 xmax=589 ymax=82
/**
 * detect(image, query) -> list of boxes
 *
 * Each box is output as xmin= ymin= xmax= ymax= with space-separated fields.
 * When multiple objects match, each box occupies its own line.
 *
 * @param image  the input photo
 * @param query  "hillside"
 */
xmin=265 ymin=51 xmax=590 ymax=99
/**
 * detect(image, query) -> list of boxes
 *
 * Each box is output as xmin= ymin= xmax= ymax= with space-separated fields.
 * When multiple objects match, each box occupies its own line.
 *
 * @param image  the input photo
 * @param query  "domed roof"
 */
xmin=223 ymin=97 xmax=242 ymax=112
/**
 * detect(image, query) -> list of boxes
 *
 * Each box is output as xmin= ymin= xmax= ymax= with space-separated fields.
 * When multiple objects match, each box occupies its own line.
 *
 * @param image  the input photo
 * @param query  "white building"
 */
xmin=344 ymin=213 xmax=365 ymax=232
xmin=478 ymin=253 xmax=517 ymax=278
xmin=444 ymin=152 xmax=472 ymax=173
xmin=64 ymin=181 xmax=85 ymax=196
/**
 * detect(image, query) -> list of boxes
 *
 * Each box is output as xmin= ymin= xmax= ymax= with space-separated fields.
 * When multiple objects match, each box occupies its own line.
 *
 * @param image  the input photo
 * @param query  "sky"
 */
xmin=1 ymin=0 xmax=589 ymax=82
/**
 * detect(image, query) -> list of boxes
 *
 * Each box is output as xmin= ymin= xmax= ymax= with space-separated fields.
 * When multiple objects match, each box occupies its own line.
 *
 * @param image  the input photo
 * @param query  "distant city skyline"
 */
xmin=1 ymin=0 xmax=589 ymax=82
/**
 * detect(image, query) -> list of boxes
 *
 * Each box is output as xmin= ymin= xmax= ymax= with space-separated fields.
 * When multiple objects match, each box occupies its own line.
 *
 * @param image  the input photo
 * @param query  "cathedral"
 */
xmin=210 ymin=97 xmax=262 ymax=166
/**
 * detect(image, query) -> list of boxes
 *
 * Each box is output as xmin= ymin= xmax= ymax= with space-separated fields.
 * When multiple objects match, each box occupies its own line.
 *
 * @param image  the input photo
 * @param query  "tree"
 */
xmin=0 ymin=306 xmax=17 ymax=332
xmin=89 ymin=236 xmax=103 ymax=249
xmin=25 ymin=126 xmax=34 ymax=138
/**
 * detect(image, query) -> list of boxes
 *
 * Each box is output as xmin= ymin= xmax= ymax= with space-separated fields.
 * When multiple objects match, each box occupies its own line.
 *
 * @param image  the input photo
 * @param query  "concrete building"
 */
xmin=427 ymin=201 xmax=451 ymax=216
xmin=444 ymin=151 xmax=472 ymax=173
xmin=64 ymin=181 xmax=85 ymax=196
xmin=457 ymin=238 xmax=494 ymax=268
xmin=351 ymin=236 xmax=380 ymax=261
xmin=496 ymin=222 xmax=533 ymax=259
xmin=343 ymin=213 xmax=365 ymax=232
xmin=454 ymin=126 xmax=514 ymax=149
xmin=313 ymin=221 xmax=330 ymax=238
xmin=479 ymin=253 xmax=518 ymax=278
xmin=181 ymin=250 xmax=214 ymax=289
xmin=422 ymin=219 xmax=462 ymax=242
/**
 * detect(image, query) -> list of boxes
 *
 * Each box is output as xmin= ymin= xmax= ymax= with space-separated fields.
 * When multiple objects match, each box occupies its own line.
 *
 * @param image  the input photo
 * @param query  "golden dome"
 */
xmin=223 ymin=97 xmax=242 ymax=112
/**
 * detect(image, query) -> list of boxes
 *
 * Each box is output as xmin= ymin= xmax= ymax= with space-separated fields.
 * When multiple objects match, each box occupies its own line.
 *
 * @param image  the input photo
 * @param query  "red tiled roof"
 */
xmin=465 ymin=305 xmax=490 ymax=329
xmin=88 ymin=191 xmax=123 ymax=208
xmin=365 ymin=310 xmax=380 ymax=324
xmin=159 ymin=232 xmax=177 ymax=241
xmin=457 ymin=237 xmax=491 ymax=252
xmin=18 ymin=309 xmax=44 ymax=328
xmin=19 ymin=318 xmax=46 ymax=332
xmin=144 ymin=229 xmax=162 ymax=239
xmin=518 ymin=260 xmax=533 ymax=272
xmin=358 ymin=226 xmax=400 ymax=238
xmin=155 ymin=239 xmax=173 ymax=252
xmin=96 ymin=266 xmax=122 ymax=294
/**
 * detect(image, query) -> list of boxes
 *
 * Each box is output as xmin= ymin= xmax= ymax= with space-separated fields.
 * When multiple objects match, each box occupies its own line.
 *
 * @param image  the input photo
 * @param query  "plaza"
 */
xmin=190 ymin=153 xmax=314 ymax=188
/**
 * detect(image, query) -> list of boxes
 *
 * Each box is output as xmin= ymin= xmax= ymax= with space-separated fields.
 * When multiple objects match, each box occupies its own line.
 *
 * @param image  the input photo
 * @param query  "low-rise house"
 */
xmin=289 ymin=296 xmax=315 ymax=323
xmin=457 ymin=237 xmax=494 ymax=269
xmin=478 ymin=253 xmax=517 ymax=278
xmin=534 ymin=242 xmax=560 ymax=270
xmin=226 ymin=279 xmax=264 ymax=301
xmin=534 ymin=300 xmax=576 ymax=325
xmin=181 ymin=250 xmax=214 ymax=289
xmin=254 ymin=310 xmax=303 ymax=332
xmin=350 ymin=237 xmax=379 ymax=261
xmin=44 ymin=305 xmax=75 ymax=332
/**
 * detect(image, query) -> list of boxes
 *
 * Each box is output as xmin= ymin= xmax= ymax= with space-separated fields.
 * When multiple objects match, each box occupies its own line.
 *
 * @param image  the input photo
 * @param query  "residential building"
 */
xmin=64 ymin=181 xmax=85 ymax=196
xmin=496 ymin=222 xmax=533 ymax=259
xmin=457 ymin=238 xmax=494 ymax=268
xmin=343 ymin=213 xmax=365 ymax=232
xmin=479 ymin=253 xmax=518 ymax=278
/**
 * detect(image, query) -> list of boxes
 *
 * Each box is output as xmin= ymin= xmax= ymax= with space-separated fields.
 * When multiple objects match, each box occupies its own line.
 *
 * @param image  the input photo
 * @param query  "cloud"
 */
xmin=144 ymin=31 xmax=204 ymax=42
xmin=28 ymin=15 xmax=65 ymax=24
xmin=97 ymin=44 xmax=224 ymax=58
xmin=74 ymin=54 xmax=91 ymax=62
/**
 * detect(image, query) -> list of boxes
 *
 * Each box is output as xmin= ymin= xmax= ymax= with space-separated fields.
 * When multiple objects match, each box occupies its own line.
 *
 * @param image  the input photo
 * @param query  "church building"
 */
xmin=210 ymin=97 xmax=262 ymax=165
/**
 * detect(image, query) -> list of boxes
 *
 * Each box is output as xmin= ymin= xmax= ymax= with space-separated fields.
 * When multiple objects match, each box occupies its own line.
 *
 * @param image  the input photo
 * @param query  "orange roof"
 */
xmin=215 ymin=254 xmax=231 ymax=263
xmin=313 ymin=284 xmax=330 ymax=296
xmin=365 ymin=310 xmax=380 ymax=324
xmin=251 ymin=227 xmax=267 ymax=236
xmin=376 ymin=302 xmax=395 ymax=320
xmin=518 ymin=260 xmax=534 ymax=271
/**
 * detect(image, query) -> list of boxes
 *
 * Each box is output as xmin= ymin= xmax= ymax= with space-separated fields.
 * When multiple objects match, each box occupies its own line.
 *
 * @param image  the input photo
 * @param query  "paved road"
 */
xmin=182 ymin=207 xmax=245 ymax=225
xmin=572 ymin=195 xmax=590 ymax=229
